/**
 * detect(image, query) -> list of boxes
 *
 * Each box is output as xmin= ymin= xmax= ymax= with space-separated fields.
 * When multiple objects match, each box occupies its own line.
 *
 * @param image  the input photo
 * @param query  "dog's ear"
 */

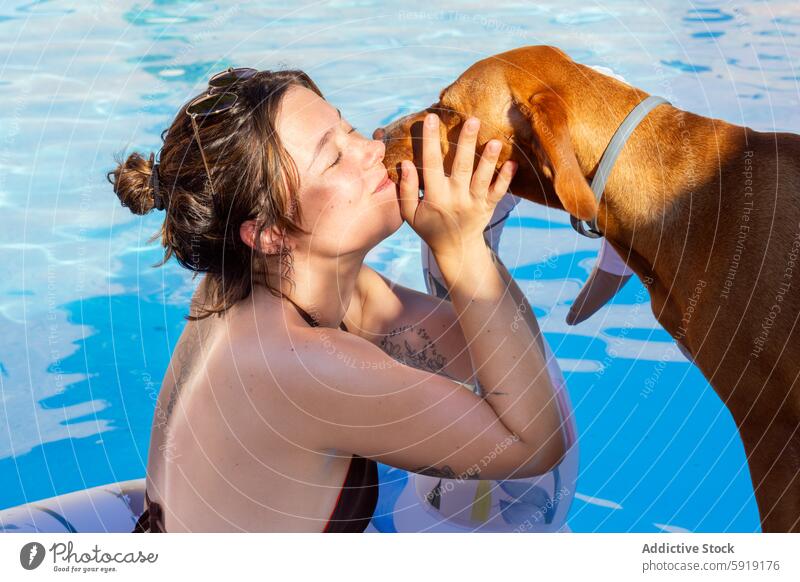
xmin=513 ymin=90 xmax=598 ymax=221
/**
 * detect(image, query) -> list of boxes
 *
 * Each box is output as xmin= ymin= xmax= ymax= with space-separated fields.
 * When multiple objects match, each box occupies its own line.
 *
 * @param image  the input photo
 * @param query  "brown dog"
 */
xmin=376 ymin=45 xmax=800 ymax=532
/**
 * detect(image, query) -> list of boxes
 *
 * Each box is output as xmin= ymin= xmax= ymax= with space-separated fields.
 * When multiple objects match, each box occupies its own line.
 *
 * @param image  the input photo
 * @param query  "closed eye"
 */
xmin=327 ymin=126 xmax=358 ymax=170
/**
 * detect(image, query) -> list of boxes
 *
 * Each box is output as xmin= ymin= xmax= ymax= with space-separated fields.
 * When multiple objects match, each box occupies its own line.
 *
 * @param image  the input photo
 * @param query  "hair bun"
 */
xmin=107 ymin=151 xmax=160 ymax=215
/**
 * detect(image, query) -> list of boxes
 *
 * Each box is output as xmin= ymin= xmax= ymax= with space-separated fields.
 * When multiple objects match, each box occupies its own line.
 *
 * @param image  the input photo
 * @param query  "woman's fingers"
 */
xmin=471 ymin=139 xmax=502 ymax=195
xmin=421 ymin=113 xmax=445 ymax=195
xmin=450 ymin=117 xmax=480 ymax=185
xmin=397 ymin=160 xmax=420 ymax=222
xmin=489 ymin=160 xmax=518 ymax=203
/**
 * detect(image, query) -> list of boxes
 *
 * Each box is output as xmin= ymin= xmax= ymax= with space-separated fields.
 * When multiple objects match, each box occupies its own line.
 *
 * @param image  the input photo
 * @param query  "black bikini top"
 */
xmin=283 ymin=295 xmax=349 ymax=333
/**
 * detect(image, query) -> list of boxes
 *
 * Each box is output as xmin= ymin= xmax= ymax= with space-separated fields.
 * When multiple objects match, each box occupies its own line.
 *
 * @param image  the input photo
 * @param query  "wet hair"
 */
xmin=107 ymin=69 xmax=323 ymax=321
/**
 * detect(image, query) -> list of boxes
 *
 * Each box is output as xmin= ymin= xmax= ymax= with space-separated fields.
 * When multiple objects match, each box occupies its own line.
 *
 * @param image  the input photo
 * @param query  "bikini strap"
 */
xmin=283 ymin=295 xmax=318 ymax=327
xmin=133 ymin=491 xmax=165 ymax=533
xmin=284 ymin=295 xmax=348 ymax=332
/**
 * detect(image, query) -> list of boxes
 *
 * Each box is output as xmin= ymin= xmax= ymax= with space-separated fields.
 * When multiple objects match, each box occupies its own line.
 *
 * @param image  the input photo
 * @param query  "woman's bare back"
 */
xmin=144 ymin=279 xmax=354 ymax=532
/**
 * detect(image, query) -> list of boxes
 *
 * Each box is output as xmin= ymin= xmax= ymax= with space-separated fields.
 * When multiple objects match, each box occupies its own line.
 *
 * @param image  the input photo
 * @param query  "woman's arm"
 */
xmin=260 ymin=325 xmax=560 ymax=480
xmin=395 ymin=111 xmax=565 ymax=470
xmin=486 ymin=246 xmax=549 ymax=360
xmin=355 ymin=249 xmax=548 ymax=401
xmin=270 ymin=241 xmax=566 ymax=478
xmin=291 ymin=255 xmax=553 ymax=479
xmin=432 ymin=238 xmax=566 ymax=471
xmin=355 ymin=264 xmax=481 ymax=393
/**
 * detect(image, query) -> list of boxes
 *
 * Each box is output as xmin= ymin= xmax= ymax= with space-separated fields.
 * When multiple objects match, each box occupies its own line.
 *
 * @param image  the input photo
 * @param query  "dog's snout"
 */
xmin=372 ymin=127 xmax=386 ymax=142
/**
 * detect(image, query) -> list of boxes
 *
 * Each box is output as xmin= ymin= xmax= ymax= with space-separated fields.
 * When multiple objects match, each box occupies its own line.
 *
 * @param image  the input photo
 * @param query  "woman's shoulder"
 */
xmin=200 ymin=272 xmax=378 ymax=389
xmin=218 ymin=300 xmax=352 ymax=378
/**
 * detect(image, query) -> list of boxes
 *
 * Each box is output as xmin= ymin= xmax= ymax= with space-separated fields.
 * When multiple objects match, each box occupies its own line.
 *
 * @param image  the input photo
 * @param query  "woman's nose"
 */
xmin=364 ymin=137 xmax=385 ymax=168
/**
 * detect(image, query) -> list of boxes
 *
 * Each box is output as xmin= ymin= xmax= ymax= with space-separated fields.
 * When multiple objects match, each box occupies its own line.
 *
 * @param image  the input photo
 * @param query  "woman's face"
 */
xmin=274 ymin=85 xmax=403 ymax=258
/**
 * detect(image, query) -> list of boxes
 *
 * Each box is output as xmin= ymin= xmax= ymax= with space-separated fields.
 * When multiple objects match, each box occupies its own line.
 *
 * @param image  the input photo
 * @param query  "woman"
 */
xmin=109 ymin=68 xmax=568 ymax=532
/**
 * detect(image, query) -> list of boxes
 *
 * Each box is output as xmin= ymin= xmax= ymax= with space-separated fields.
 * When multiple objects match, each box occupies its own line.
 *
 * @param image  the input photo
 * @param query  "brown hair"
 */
xmin=107 ymin=69 xmax=323 ymax=321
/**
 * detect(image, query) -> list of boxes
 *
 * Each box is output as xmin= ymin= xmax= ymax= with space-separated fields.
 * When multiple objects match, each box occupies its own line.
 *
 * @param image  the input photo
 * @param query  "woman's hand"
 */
xmin=398 ymin=113 xmax=517 ymax=257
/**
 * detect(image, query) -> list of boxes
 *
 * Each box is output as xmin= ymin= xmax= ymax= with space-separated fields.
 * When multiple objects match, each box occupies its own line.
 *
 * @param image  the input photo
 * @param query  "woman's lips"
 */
xmin=373 ymin=173 xmax=393 ymax=193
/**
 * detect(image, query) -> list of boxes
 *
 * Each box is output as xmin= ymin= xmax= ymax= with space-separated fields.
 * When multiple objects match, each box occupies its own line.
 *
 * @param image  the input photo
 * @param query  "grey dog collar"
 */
xmin=571 ymin=94 xmax=670 ymax=238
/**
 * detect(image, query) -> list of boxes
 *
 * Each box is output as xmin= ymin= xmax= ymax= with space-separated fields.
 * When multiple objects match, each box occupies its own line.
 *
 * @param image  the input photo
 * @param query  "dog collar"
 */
xmin=571 ymin=95 xmax=671 ymax=238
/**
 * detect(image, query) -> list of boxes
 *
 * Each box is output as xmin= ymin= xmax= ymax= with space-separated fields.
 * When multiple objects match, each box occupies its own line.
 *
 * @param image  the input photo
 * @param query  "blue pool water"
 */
xmin=1 ymin=0 xmax=798 ymax=532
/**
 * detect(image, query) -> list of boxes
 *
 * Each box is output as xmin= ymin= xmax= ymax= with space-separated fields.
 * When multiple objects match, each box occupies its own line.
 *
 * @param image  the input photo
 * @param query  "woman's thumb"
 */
xmin=397 ymin=160 xmax=420 ymax=223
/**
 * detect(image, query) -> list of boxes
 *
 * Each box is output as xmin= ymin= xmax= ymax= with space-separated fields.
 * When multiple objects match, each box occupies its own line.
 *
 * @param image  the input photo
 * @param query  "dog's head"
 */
xmin=376 ymin=45 xmax=599 ymax=222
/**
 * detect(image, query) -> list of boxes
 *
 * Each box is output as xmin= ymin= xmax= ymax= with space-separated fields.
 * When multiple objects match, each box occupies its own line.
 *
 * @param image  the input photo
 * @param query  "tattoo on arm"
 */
xmin=379 ymin=324 xmax=447 ymax=373
xmin=379 ymin=326 xmax=509 ymax=399
xmin=412 ymin=464 xmax=482 ymax=480
xmin=477 ymin=379 xmax=509 ymax=399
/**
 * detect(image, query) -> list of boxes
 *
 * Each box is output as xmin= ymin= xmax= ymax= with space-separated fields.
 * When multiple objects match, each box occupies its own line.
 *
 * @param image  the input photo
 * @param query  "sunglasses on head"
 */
xmin=186 ymin=67 xmax=258 ymax=188
xmin=187 ymin=67 xmax=258 ymax=116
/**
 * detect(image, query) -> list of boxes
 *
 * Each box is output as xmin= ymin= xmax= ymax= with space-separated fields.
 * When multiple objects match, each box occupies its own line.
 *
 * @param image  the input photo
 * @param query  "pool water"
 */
xmin=1 ymin=0 xmax=797 ymax=532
